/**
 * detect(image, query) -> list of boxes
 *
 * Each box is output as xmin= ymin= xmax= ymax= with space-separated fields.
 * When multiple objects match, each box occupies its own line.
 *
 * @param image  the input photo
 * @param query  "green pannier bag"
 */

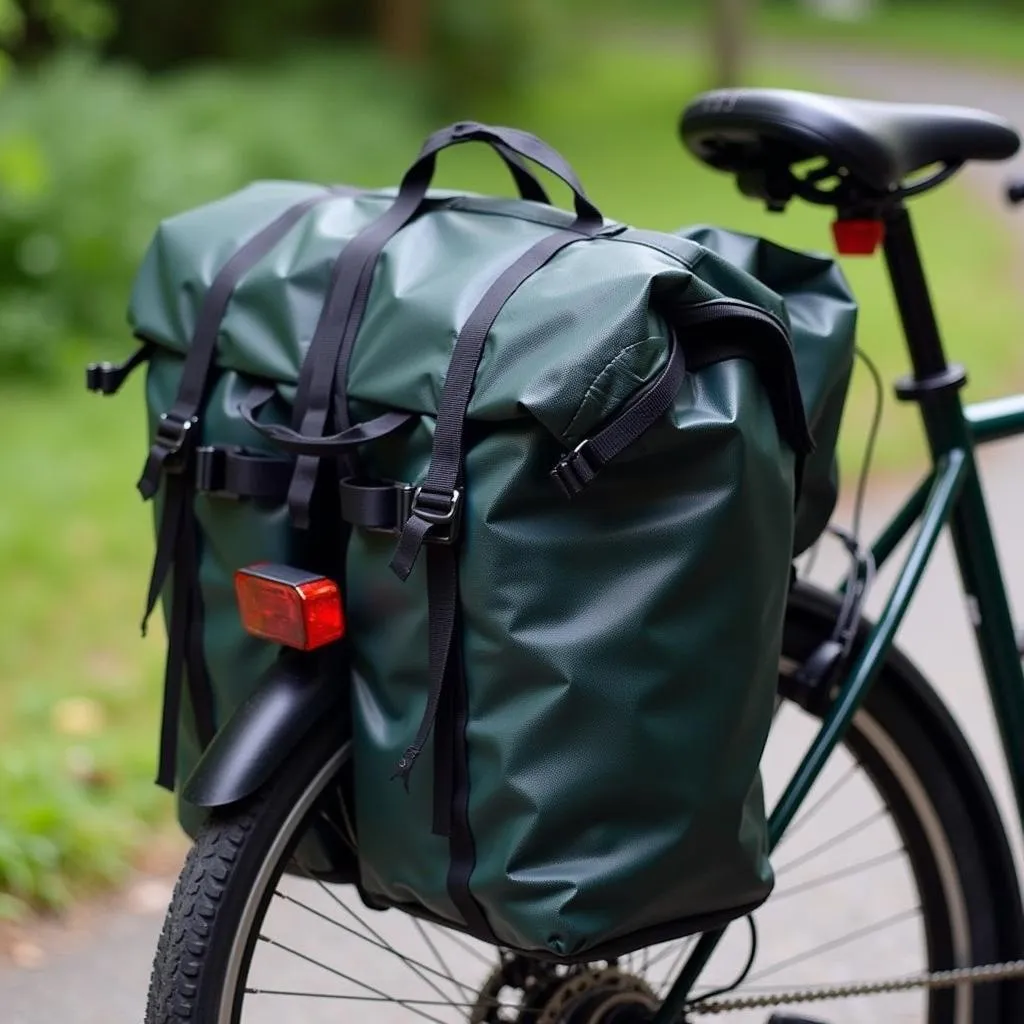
xmin=94 ymin=122 xmax=857 ymax=960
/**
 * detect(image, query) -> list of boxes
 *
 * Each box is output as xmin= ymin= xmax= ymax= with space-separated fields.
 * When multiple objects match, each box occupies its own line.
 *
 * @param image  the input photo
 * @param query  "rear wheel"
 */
xmin=145 ymin=583 xmax=1024 ymax=1023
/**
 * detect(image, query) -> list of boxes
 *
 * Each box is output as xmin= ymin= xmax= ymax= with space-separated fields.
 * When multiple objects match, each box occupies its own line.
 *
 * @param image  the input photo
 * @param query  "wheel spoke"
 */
xmin=291 ymin=867 xmax=477 ymax=1009
xmin=273 ymin=889 xmax=477 ymax=998
xmin=770 ymin=848 xmax=905 ymax=902
xmin=246 ymin=986 xmax=519 ymax=1010
xmin=427 ymin=923 xmax=496 ymax=969
xmin=644 ymin=937 xmax=696 ymax=975
xmin=657 ymin=939 xmax=699 ymax=996
xmin=413 ymin=918 xmax=479 ymax=1000
xmin=784 ymin=763 xmax=860 ymax=840
xmin=775 ymin=809 xmax=888 ymax=876
xmin=256 ymin=934 xmax=453 ymax=1024
xmin=317 ymin=805 xmax=358 ymax=857
xmin=742 ymin=907 xmax=921 ymax=984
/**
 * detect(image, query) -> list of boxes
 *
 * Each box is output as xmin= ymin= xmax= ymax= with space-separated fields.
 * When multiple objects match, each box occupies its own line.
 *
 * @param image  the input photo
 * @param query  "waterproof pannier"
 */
xmin=92 ymin=122 xmax=858 ymax=960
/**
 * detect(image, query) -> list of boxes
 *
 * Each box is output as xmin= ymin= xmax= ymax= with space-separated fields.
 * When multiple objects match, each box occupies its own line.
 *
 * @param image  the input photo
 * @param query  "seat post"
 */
xmin=880 ymin=203 xmax=953 ymax=381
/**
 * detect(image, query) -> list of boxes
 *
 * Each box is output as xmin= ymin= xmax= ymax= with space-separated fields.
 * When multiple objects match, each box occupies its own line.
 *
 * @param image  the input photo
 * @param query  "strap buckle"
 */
xmin=86 ymin=343 xmax=153 ymax=396
xmin=393 ymin=483 xmax=419 ymax=533
xmin=195 ymin=446 xmax=239 ymax=499
xmin=353 ymin=481 xmax=420 ymax=535
xmin=550 ymin=440 xmax=602 ymax=498
xmin=410 ymin=487 xmax=463 ymax=545
xmin=85 ymin=361 xmax=121 ymax=395
xmin=154 ymin=412 xmax=198 ymax=472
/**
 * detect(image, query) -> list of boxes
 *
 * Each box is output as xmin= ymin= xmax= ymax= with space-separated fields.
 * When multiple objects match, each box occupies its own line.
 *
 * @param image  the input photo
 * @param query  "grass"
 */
xmin=757 ymin=2 xmax=1024 ymax=73
xmin=0 ymin=359 xmax=172 ymax=918
xmin=575 ymin=0 xmax=1024 ymax=73
xmin=3 ymin=40 xmax=1024 ymax=919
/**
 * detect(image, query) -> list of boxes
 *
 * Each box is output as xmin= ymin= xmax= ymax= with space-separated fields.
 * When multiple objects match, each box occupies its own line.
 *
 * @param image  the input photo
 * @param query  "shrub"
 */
xmin=0 ymin=49 xmax=428 ymax=380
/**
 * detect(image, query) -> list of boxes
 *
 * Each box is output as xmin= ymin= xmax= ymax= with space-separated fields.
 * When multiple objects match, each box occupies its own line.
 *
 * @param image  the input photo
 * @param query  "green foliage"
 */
xmin=33 ymin=0 xmax=115 ymax=42
xmin=427 ymin=0 xmax=567 ymax=118
xmin=0 ymin=741 xmax=160 ymax=914
xmin=105 ymin=0 xmax=364 ymax=70
xmin=0 ymin=361 xmax=172 ymax=915
xmin=0 ymin=48 xmax=426 ymax=379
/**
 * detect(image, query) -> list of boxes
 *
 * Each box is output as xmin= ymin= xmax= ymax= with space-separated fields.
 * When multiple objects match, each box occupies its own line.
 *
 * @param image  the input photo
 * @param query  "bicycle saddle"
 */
xmin=681 ymin=88 xmax=1021 ymax=193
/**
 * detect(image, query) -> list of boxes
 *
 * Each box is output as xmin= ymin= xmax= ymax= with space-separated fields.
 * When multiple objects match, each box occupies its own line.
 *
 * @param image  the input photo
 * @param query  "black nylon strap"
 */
xmin=180 ymin=510 xmax=216 ymax=748
xmin=392 ymin=541 xmax=461 ymax=790
xmin=443 ymin=609 xmax=495 ymax=940
xmin=142 ymin=474 xmax=188 ymax=636
xmin=137 ymin=187 xmax=348 ymax=501
xmin=155 ymin=512 xmax=188 ymax=789
xmin=137 ymin=192 xmax=344 ymax=634
xmin=144 ymin=190 xmax=352 ymax=789
xmin=390 ymin=222 xmax=600 ymax=798
xmin=286 ymin=123 xmax=596 ymax=530
xmin=389 ymin=224 xmax=600 ymax=582
xmin=287 ymin=185 xmax=430 ymax=527
xmin=550 ymin=332 xmax=687 ymax=498
xmin=155 ymin=505 xmax=215 ymax=790
xmin=431 ymin=631 xmax=456 ymax=837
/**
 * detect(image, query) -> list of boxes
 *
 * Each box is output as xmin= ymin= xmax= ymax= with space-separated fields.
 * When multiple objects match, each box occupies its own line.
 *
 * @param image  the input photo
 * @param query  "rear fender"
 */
xmin=182 ymin=648 xmax=347 ymax=811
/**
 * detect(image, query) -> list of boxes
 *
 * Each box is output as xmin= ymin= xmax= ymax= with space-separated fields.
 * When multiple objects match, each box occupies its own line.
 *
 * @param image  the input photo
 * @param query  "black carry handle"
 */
xmin=400 ymin=121 xmax=604 ymax=227
xmin=492 ymin=142 xmax=552 ymax=205
xmin=239 ymin=384 xmax=417 ymax=458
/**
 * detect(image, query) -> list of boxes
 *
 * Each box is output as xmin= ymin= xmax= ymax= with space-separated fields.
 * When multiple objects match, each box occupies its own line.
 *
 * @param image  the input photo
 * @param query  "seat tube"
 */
xmin=882 ymin=202 xmax=1024 ymax=837
xmin=883 ymin=206 xmax=953 ymax=383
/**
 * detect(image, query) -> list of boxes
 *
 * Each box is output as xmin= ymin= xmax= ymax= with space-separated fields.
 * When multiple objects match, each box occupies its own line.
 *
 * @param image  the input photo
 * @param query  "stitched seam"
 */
xmin=563 ymin=336 xmax=666 ymax=439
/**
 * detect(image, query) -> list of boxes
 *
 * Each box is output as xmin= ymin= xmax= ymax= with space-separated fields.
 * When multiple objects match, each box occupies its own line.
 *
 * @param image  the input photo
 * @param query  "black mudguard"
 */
xmin=182 ymin=648 xmax=347 ymax=811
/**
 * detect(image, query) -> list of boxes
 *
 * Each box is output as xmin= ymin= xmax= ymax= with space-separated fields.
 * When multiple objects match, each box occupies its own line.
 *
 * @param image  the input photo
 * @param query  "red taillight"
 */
xmin=832 ymin=218 xmax=885 ymax=256
xmin=234 ymin=564 xmax=345 ymax=651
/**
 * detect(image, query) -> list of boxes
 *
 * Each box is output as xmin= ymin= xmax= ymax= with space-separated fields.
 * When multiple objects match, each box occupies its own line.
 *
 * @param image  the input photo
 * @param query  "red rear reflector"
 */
xmin=234 ymin=564 xmax=345 ymax=651
xmin=832 ymin=219 xmax=885 ymax=256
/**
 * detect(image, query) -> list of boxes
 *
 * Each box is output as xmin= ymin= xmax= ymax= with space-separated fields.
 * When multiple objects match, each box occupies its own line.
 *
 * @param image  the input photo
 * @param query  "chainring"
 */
xmin=537 ymin=967 xmax=658 ymax=1024
xmin=470 ymin=962 xmax=659 ymax=1024
xmin=470 ymin=959 xmax=575 ymax=1023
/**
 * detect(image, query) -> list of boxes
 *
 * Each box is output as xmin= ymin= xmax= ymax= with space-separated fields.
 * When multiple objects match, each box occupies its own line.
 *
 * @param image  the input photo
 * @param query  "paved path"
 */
xmin=4 ymin=47 xmax=1024 ymax=1024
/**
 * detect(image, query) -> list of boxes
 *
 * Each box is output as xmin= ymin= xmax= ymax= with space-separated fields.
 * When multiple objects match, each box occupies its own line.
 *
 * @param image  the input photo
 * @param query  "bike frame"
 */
xmin=653 ymin=201 xmax=1024 ymax=1022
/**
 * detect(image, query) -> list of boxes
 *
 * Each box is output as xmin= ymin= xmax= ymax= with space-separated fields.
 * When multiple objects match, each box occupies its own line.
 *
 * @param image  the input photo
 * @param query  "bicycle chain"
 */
xmin=684 ymin=959 xmax=1024 ymax=1016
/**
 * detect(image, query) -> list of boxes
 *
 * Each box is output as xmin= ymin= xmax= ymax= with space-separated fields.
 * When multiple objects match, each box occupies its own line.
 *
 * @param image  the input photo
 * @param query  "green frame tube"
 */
xmin=856 ymin=395 xmax=1024 ymax=581
xmin=966 ymin=393 xmax=1024 ymax=445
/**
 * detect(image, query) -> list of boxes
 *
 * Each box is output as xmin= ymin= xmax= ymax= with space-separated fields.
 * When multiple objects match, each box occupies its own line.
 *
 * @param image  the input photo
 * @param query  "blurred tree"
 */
xmin=0 ymin=1 xmax=560 ymax=120
xmin=7 ymin=0 xmax=114 ymax=62
xmin=377 ymin=0 xmax=427 ymax=61
xmin=428 ymin=0 xmax=563 ymax=116
xmin=104 ymin=0 xmax=367 ymax=70
xmin=710 ymin=0 xmax=755 ymax=87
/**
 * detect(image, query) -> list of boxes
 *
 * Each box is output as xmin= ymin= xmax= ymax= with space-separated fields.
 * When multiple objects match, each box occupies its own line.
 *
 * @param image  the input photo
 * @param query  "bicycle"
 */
xmin=146 ymin=88 xmax=1024 ymax=1024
